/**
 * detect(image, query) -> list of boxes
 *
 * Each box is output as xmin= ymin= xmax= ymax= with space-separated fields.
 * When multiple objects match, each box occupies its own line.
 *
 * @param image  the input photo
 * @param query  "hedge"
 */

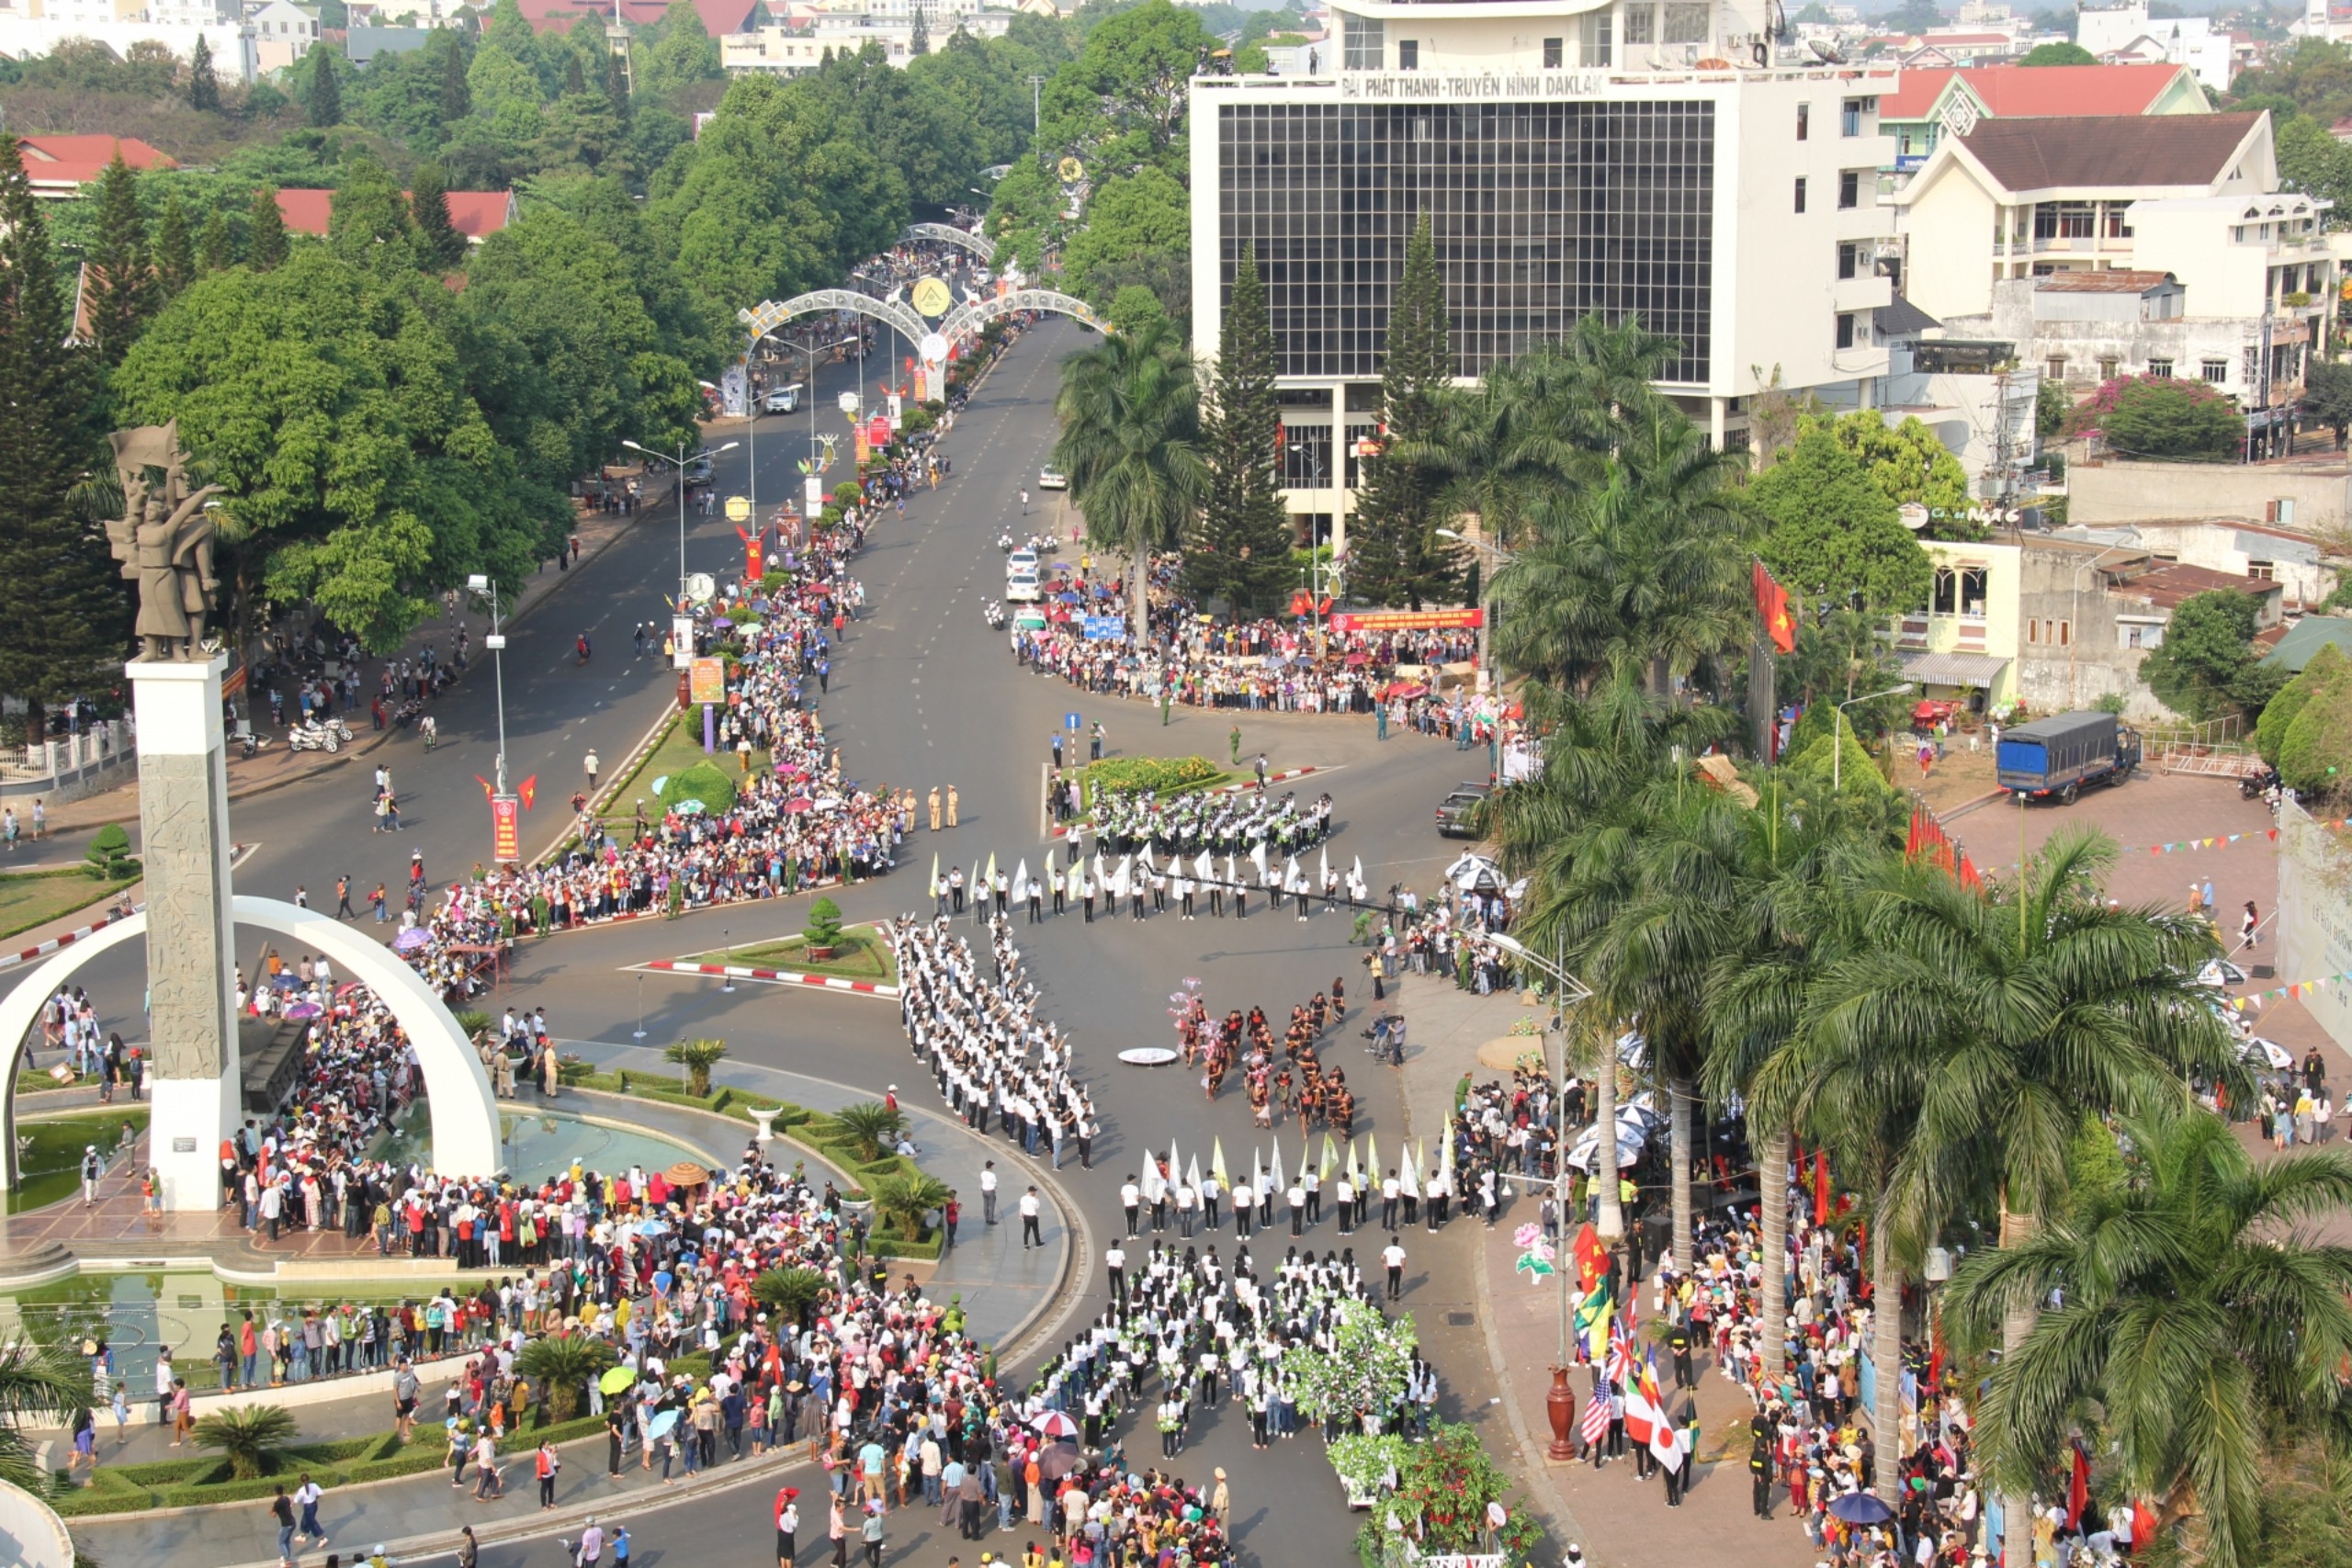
xmin=1082 ymin=756 xmax=1224 ymax=807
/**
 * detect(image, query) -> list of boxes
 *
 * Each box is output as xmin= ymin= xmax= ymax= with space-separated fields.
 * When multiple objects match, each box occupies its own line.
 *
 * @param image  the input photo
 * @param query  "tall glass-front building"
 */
xmin=1188 ymin=0 xmax=1905 ymax=543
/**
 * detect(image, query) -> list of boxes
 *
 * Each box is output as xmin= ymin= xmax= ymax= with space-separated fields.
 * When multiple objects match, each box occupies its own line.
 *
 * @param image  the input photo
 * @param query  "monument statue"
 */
xmin=106 ymin=421 xmax=224 ymax=662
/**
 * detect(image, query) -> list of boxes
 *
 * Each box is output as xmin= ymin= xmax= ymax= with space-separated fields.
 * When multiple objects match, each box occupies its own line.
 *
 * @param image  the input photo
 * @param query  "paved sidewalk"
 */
xmin=1394 ymin=969 xmax=1818 ymax=1568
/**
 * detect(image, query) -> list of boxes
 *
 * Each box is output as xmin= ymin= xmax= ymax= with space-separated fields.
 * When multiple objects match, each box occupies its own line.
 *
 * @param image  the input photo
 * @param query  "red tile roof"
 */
xmin=1882 ymin=62 xmax=2193 ymax=119
xmin=517 ymin=0 xmax=753 ymax=36
xmin=2109 ymin=561 xmax=2282 ymax=612
xmin=2032 ymin=268 xmax=2177 ymax=292
xmin=17 ymin=134 xmax=176 ymax=193
xmin=275 ymin=187 xmax=515 ymax=240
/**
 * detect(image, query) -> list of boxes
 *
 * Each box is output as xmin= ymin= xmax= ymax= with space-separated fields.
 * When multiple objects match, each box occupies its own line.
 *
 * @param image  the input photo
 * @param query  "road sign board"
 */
xmin=1065 ymin=713 xmax=1081 ymax=730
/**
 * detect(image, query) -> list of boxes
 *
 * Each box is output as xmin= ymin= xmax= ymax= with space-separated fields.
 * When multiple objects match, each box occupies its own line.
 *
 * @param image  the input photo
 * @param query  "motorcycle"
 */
xmin=287 ymin=721 xmax=340 ymax=754
xmin=996 ymin=532 xmax=1015 ymax=553
xmin=982 ymin=601 xmax=1005 ymax=629
xmin=2241 ymin=766 xmax=2280 ymax=800
xmin=236 ymin=728 xmax=269 ymax=761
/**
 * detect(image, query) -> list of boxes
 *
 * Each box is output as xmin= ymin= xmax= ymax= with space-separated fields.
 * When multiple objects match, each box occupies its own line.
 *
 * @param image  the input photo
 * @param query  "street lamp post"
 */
xmin=746 ymin=330 xmax=858 ymax=547
xmin=1435 ymin=527 xmax=1510 ymax=690
xmin=623 ymin=437 xmax=740 ymax=604
xmin=1834 ymin=683 xmax=1912 ymax=794
xmin=1482 ymin=929 xmax=1598 ymax=1461
xmin=466 ymin=573 xmax=508 ymax=795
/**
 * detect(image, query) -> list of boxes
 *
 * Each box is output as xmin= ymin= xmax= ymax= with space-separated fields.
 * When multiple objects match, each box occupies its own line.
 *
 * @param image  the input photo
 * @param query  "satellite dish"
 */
xmin=1898 ymin=502 xmax=1930 ymax=532
xmin=1807 ymin=36 xmax=1848 ymax=62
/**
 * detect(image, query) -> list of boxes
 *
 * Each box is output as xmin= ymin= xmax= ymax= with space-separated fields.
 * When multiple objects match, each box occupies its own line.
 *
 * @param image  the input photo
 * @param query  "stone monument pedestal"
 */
xmin=129 ymin=655 xmax=240 ymax=1213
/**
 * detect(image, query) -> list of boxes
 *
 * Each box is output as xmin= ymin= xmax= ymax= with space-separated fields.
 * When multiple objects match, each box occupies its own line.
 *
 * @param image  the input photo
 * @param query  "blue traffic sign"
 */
xmin=1066 ymin=713 xmax=1082 ymax=730
xmin=1082 ymin=616 xmax=1125 ymax=641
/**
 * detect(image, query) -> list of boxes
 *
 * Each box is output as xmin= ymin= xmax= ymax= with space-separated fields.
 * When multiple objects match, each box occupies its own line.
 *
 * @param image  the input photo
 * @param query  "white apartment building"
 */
xmin=2077 ymin=0 xmax=2233 ymax=91
xmin=1186 ymin=0 xmax=1905 ymax=538
xmin=0 ymin=8 xmax=259 ymax=75
xmin=1894 ymin=112 xmax=2335 ymax=413
xmin=720 ymin=8 xmax=1013 ymax=73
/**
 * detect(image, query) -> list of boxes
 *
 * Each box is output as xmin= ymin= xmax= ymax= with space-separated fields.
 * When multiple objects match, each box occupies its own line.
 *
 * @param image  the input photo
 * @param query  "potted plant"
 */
xmin=804 ymin=897 xmax=846 ymax=962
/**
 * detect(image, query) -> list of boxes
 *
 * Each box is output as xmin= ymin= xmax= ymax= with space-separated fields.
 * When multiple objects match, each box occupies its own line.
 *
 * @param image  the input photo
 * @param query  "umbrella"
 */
xmin=392 ymin=929 xmax=434 ymax=953
xmin=813 ymin=795 xmax=843 ymax=811
xmin=285 ymin=1002 xmax=322 ymax=1021
xmin=1828 ymin=1495 xmax=1895 ymax=1526
xmin=1344 ymin=652 xmax=1368 ymax=666
xmin=672 ymin=800 xmax=707 ymax=817
xmin=598 ymin=1367 xmax=639 ymax=1394
xmin=634 ymin=1218 xmax=672 ymax=1236
xmin=664 ymin=1160 xmax=709 ymax=1188
xmin=647 ymin=1408 xmax=681 ymax=1441
xmin=1381 ymin=681 xmax=1430 ymax=700
xmin=785 ymin=797 xmax=815 ymax=814
xmin=713 ymin=616 xmax=734 ymax=630
xmin=1035 ymin=1440 xmax=1086 ymax=1480
xmin=1032 ymin=1411 xmax=1080 ymax=1438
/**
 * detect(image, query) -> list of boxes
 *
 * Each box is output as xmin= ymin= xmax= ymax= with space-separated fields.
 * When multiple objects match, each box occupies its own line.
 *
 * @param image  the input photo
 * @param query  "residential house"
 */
xmin=1893 ymin=113 xmax=2335 ymax=412
xmin=515 ymin=0 xmax=752 ymax=35
xmin=274 ymin=186 xmax=518 ymax=243
xmin=2258 ymin=615 xmax=2352 ymax=671
xmin=15 ymin=134 xmax=175 ymax=200
xmin=2056 ymin=516 xmax=2339 ymax=609
xmin=1894 ymin=538 xmax=2024 ymax=711
xmin=345 ymin=21 xmax=429 ymax=60
xmin=1870 ymin=294 xmax=2044 ymax=506
xmin=2077 ymin=0 xmax=2232 ymax=90
xmin=243 ymin=0 xmax=317 ymax=68
xmin=1877 ymin=62 xmax=2204 ymax=180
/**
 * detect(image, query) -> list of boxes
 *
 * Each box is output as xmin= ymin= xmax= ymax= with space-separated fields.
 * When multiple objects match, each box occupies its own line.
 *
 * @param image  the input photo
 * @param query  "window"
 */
xmin=2045 ymin=356 xmax=2066 ymax=381
xmin=1543 ymin=36 xmax=1563 ymax=66
xmin=1838 ymin=170 xmax=1860 ymax=209
xmin=1579 ymin=11 xmax=1611 ymax=64
xmin=1838 ymin=242 xmax=1860 ymax=280
xmin=2058 ymin=620 xmax=2070 ymax=647
xmin=2031 ymin=201 xmax=2095 ymax=241
xmin=1930 ymin=566 xmax=1989 ymax=617
xmin=2027 ymin=619 xmax=2039 ymax=644
xmin=1662 ymin=1 xmax=1710 ymax=42
xmin=2269 ymin=498 xmax=2297 ymax=525
xmin=1797 ymin=102 xmax=1809 ymax=140
xmin=1341 ymin=13 xmax=1383 ymax=69
xmin=1841 ymin=98 xmax=1863 ymax=137
xmin=1836 ymin=311 xmax=1858 ymax=350
xmin=2200 ymin=359 xmax=2229 ymax=384
xmin=1793 ymin=176 xmax=1807 ymax=214
xmin=2147 ymin=358 xmax=2173 ymax=378
xmin=1396 ymin=38 xmax=1418 ymax=68
xmin=2098 ymin=356 xmax=2119 ymax=380
xmin=2104 ymin=204 xmax=2132 ymax=239
xmin=1623 ymin=3 xmax=1656 ymax=43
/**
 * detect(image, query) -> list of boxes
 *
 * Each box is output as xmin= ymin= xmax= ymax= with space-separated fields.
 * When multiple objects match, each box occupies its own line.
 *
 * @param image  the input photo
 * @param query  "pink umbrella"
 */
xmin=1031 ymin=1411 xmax=1080 ymax=1439
xmin=785 ymin=798 xmax=815 ymax=814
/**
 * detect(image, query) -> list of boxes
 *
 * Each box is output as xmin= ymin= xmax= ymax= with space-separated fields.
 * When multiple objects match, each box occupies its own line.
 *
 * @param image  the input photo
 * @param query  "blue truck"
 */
xmin=1995 ymin=710 xmax=2142 ymax=805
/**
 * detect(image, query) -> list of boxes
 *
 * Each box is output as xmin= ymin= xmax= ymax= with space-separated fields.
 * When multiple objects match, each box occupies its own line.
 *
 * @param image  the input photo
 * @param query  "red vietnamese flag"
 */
xmin=519 ymin=774 xmax=537 ymax=811
xmin=1754 ymin=560 xmax=1797 ymax=653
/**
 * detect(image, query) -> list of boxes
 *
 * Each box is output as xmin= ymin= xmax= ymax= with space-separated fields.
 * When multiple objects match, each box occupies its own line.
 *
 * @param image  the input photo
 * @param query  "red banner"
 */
xmin=491 ymin=794 xmax=521 ymax=863
xmin=744 ymin=534 xmax=764 ymax=583
xmin=1325 ymin=608 xmax=1483 ymax=634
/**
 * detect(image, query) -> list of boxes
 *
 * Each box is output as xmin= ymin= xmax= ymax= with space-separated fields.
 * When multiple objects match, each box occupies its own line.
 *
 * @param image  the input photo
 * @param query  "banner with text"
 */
xmin=1326 ymin=608 xmax=1484 ymax=634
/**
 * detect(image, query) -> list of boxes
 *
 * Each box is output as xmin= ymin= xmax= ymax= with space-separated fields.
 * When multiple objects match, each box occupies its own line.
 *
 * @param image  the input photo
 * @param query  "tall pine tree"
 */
xmin=248 ymin=185 xmax=289 ymax=271
xmin=0 ymin=137 xmax=127 ymax=729
xmin=1347 ymin=212 xmax=1461 ymax=609
xmin=1187 ymin=241 xmax=1294 ymax=615
xmin=153 ymin=189 xmax=196 ymax=297
xmin=410 ymin=164 xmax=467 ymax=270
xmin=439 ymin=33 xmax=473 ymax=119
xmin=910 ymin=0 xmax=930 ymax=54
xmin=187 ymin=33 xmax=220 ymax=110
xmin=84 ymin=151 xmax=155 ymax=367
xmin=306 ymin=49 xmax=343 ymax=127
xmin=197 ymin=208 xmax=235 ymax=273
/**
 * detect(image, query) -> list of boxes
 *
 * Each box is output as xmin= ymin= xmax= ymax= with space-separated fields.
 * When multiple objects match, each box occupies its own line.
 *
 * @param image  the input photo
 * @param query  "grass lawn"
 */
xmin=9 ymin=1108 xmax=148 ymax=1213
xmin=686 ymin=922 xmax=897 ymax=985
xmin=0 ymin=868 xmax=133 ymax=942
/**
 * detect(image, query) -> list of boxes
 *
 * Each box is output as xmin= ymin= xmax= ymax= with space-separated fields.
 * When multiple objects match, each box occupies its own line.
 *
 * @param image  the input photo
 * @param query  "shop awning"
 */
xmin=1898 ymin=649 xmax=2011 ymax=689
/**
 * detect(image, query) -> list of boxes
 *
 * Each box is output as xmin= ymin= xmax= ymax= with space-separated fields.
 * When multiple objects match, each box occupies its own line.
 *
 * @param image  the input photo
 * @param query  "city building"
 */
xmin=0 ymin=9 xmax=257 ymax=74
xmin=1894 ymin=537 xmax=2022 ymax=711
xmin=2056 ymin=516 xmax=2338 ymax=609
xmin=2077 ymin=0 xmax=2232 ymax=90
xmin=1185 ymin=0 xmax=1906 ymax=541
xmin=15 ymin=133 xmax=176 ymax=199
xmin=2013 ymin=543 xmax=2284 ymax=715
xmin=242 ymin=0 xmax=316 ymax=67
xmin=1870 ymin=299 xmax=2043 ymax=508
xmin=1877 ymin=62 xmax=2204 ymax=180
xmin=720 ymin=8 xmax=1014 ymax=72
xmin=1895 ymin=112 xmax=2335 ymax=425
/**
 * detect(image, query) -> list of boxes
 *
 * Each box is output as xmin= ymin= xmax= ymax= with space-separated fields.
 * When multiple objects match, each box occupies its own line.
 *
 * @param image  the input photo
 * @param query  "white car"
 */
xmin=1038 ymin=467 xmax=1069 ymax=491
xmin=763 ymin=385 xmax=800 ymax=415
xmin=1007 ymin=548 xmax=1039 ymax=577
xmin=1006 ymin=570 xmax=1044 ymax=603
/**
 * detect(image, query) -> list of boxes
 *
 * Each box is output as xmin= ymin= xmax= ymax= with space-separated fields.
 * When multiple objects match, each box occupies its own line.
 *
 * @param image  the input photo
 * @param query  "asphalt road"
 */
xmin=17 ymin=319 xmax=1523 ymax=1567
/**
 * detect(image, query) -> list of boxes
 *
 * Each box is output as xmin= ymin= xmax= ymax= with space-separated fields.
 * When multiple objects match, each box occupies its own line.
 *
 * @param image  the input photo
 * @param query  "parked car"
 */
xmin=763 ymin=384 xmax=800 ymax=415
xmin=1434 ymin=782 xmax=1491 ymax=838
xmin=1038 ymin=467 xmax=1069 ymax=491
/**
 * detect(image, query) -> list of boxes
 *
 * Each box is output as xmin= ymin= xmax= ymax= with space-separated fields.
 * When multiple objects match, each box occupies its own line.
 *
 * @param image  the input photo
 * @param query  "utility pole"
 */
xmin=1029 ymin=73 xmax=1046 ymax=167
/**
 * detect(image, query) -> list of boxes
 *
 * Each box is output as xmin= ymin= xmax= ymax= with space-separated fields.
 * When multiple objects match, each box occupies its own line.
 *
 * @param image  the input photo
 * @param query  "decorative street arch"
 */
xmin=906 ymin=222 xmax=993 ymax=262
xmin=939 ymin=288 xmax=1106 ymax=342
xmin=739 ymin=291 xmax=928 ymax=352
xmin=0 ymin=897 xmax=499 ymax=1199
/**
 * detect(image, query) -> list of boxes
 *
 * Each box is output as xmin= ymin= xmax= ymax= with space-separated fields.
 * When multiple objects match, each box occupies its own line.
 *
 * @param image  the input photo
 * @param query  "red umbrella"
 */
xmin=785 ymin=798 xmax=815 ymax=815
xmin=1032 ymin=1411 xmax=1080 ymax=1438
xmin=1344 ymin=652 xmax=1368 ymax=666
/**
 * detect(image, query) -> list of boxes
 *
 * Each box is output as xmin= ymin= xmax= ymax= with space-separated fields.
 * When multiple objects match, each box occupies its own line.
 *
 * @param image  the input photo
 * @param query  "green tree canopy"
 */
xmin=2067 ymin=375 xmax=2243 ymax=460
xmin=2256 ymin=640 xmax=2344 ymax=763
xmin=1750 ymin=423 xmax=1934 ymax=615
xmin=1349 ymin=213 xmax=1462 ymax=609
xmin=1816 ymin=411 xmax=1977 ymax=531
xmin=1052 ymin=312 xmax=1208 ymax=633
xmin=1061 ymin=164 xmax=1189 ymax=309
xmin=2137 ymin=589 xmax=2273 ymax=721
xmin=2277 ymin=642 xmax=2352 ymax=795
xmin=1189 ymin=241 xmax=1293 ymax=615
xmin=2018 ymin=40 xmax=2096 ymax=64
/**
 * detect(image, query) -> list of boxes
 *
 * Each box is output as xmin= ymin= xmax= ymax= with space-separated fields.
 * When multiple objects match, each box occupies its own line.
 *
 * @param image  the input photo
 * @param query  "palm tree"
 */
xmin=514 ymin=1334 xmax=616 ymax=1423
xmin=1052 ymin=315 xmax=1209 ymax=635
xmin=0 ymin=1342 xmax=84 ymax=1490
xmin=662 ymin=1036 xmax=729 ymax=1098
xmin=752 ymin=1266 xmax=829 ymax=1327
xmin=1944 ymin=1107 xmax=2352 ymax=1568
xmin=831 ymin=1101 xmax=905 ymax=1164
xmin=192 ymin=1404 xmax=300 ymax=1480
xmin=872 ymin=1172 xmax=954 ymax=1242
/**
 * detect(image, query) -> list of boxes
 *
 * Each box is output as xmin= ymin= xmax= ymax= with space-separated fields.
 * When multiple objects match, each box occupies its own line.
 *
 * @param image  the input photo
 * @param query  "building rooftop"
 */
xmin=2259 ymin=615 xmax=2352 ymax=669
xmin=275 ymin=188 xmax=516 ymax=241
xmin=1955 ymin=111 xmax=2260 ymax=193
xmin=2107 ymin=558 xmax=2282 ymax=610
xmin=17 ymin=135 xmax=176 ymax=196
xmin=516 ymin=0 xmax=755 ymax=35
xmin=2033 ymin=269 xmax=2177 ymax=293
xmin=1881 ymin=62 xmax=2195 ymax=118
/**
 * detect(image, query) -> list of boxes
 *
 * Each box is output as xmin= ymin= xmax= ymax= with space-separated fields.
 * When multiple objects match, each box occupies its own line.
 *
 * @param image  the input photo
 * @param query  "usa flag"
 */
xmin=1579 ymin=1386 xmax=1610 ymax=1448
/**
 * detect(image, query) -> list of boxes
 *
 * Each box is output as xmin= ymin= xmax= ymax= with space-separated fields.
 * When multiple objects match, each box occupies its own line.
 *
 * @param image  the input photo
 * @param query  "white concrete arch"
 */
xmin=1 ymin=897 xmax=497 ymax=1202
